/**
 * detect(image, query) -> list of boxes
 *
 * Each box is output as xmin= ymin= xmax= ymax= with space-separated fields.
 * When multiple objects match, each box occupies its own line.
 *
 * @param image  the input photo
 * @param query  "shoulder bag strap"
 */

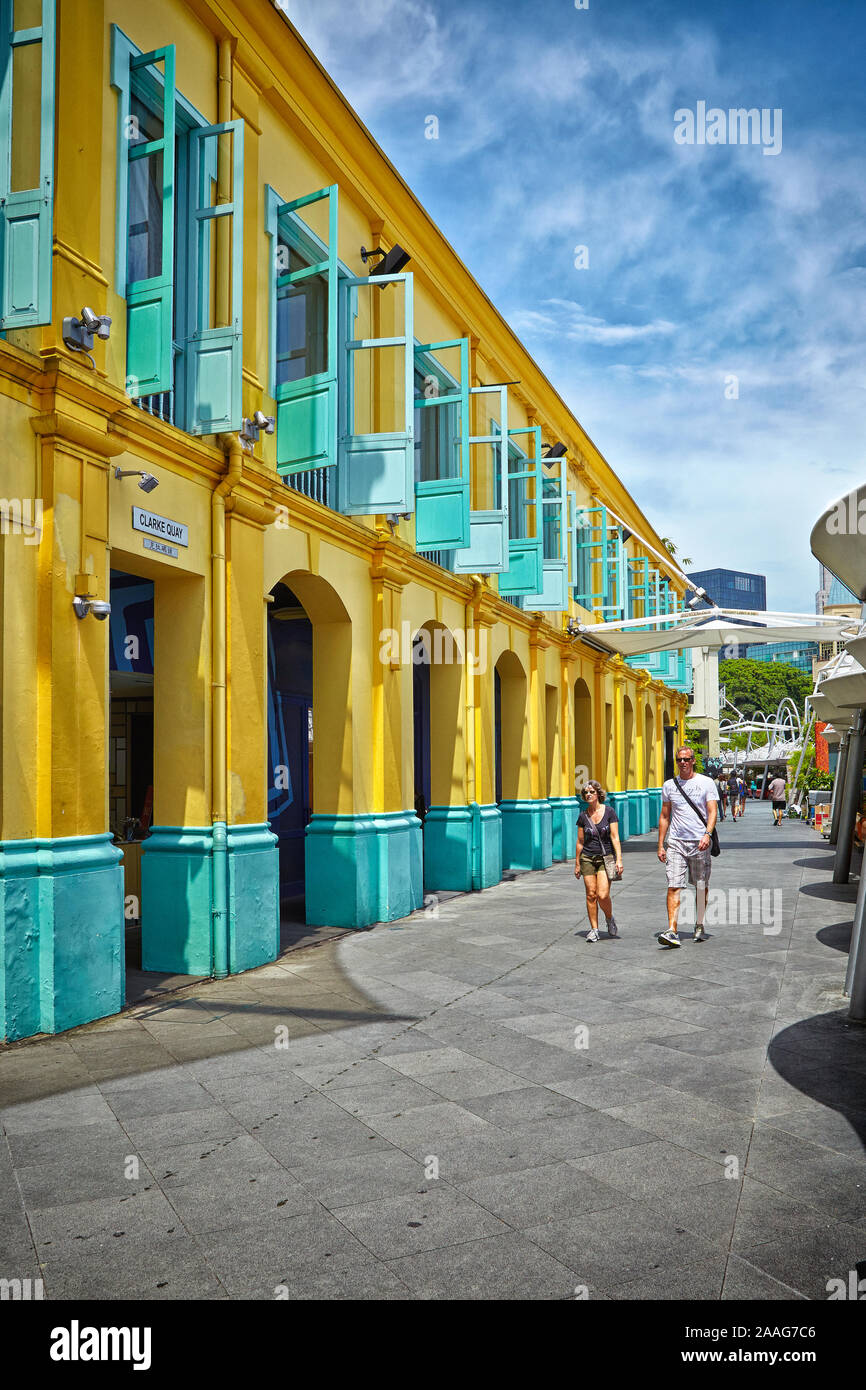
xmin=674 ymin=776 xmax=708 ymax=829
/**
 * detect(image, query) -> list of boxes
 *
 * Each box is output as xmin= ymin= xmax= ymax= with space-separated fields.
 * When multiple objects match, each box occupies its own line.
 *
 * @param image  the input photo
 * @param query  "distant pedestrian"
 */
xmin=738 ymin=775 xmax=747 ymax=813
xmin=750 ymin=778 xmax=758 ymax=800
xmin=656 ymin=747 xmax=719 ymax=946
xmin=768 ymin=773 xmax=787 ymax=826
xmin=727 ymin=769 xmax=740 ymax=820
xmin=715 ymin=772 xmax=728 ymax=820
xmin=575 ymin=781 xmax=623 ymax=942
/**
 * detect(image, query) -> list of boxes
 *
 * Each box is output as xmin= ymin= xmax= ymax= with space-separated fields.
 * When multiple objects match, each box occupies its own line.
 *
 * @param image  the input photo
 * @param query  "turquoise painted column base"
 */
xmin=550 ymin=797 xmax=581 ymax=861
xmin=423 ymin=804 xmax=502 ymax=892
xmin=0 ymin=834 xmax=123 ymax=1042
xmin=305 ymin=811 xmax=423 ymax=928
xmin=500 ymin=799 xmax=553 ymax=872
xmin=647 ymin=788 xmax=663 ymax=830
xmin=629 ymin=790 xmax=650 ymax=835
xmin=227 ymin=825 xmax=279 ymax=974
xmin=606 ymin=792 xmax=631 ymax=842
xmin=141 ymin=824 xmax=278 ymax=977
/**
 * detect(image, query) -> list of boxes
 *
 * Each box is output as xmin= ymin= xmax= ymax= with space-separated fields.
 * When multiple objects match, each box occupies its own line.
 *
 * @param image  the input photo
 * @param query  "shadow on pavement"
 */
xmin=799 ymin=881 xmax=859 ymax=903
xmin=769 ymin=1013 xmax=866 ymax=1149
xmin=817 ymin=922 xmax=854 ymax=953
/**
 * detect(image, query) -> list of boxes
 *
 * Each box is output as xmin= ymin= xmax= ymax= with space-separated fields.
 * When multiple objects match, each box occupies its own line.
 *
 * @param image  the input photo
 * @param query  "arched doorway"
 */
xmin=623 ymin=695 xmax=635 ymax=788
xmin=573 ymin=677 xmax=593 ymax=789
xmin=663 ymin=708 xmax=675 ymax=781
xmin=268 ymin=583 xmax=313 ymax=912
xmin=494 ymin=650 xmax=526 ymax=804
xmin=644 ymin=702 xmax=655 ymax=784
xmin=266 ymin=572 xmax=352 ymax=931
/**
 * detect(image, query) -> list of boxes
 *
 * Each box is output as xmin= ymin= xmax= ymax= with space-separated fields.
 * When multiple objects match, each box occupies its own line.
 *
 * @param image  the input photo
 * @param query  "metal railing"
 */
xmin=284 ymin=468 xmax=332 ymax=508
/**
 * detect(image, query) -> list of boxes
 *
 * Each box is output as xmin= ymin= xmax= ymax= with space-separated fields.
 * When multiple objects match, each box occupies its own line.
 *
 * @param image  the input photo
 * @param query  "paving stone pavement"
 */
xmin=2 ymin=804 xmax=865 ymax=1300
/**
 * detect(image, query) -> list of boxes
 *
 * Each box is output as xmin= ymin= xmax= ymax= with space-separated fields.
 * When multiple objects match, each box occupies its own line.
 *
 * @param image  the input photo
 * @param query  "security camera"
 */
xmin=62 ymin=308 xmax=112 ymax=356
xmin=253 ymin=410 xmax=275 ymax=434
xmin=115 ymin=467 xmax=159 ymax=492
xmin=72 ymin=595 xmax=111 ymax=620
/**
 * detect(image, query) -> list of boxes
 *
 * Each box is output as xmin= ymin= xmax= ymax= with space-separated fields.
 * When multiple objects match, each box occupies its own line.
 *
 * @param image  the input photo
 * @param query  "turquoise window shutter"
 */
xmin=266 ymin=183 xmax=338 ymax=474
xmin=523 ymin=455 xmax=569 ymax=611
xmin=499 ymin=425 xmax=544 ymax=596
xmin=185 ymin=119 xmax=243 ymax=434
xmin=122 ymin=45 xmax=176 ymax=397
xmin=414 ymin=337 xmax=470 ymax=549
xmin=451 ymin=383 xmax=510 ymax=573
xmin=0 ymin=0 xmax=56 ymax=329
xmin=337 ymin=272 xmax=414 ymax=515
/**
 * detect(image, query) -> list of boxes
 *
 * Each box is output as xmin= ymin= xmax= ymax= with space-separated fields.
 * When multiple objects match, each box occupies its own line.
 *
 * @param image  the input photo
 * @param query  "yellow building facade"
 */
xmin=0 ymin=0 xmax=687 ymax=1041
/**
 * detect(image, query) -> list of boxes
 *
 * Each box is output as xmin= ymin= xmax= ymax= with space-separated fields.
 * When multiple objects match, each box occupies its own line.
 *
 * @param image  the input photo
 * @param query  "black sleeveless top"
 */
xmin=577 ymin=806 xmax=618 ymax=856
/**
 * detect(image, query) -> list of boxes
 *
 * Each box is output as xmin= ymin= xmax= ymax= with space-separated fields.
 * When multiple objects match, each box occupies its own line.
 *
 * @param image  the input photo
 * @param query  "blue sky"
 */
xmin=282 ymin=0 xmax=866 ymax=612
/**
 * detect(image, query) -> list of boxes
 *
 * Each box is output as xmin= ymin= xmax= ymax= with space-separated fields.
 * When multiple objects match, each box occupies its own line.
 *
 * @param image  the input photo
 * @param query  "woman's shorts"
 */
xmin=579 ymin=852 xmax=607 ymax=877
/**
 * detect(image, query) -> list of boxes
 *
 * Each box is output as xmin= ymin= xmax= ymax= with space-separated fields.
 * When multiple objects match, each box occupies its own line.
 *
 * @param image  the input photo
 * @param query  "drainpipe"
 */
xmin=466 ymin=579 xmax=483 ymax=888
xmin=211 ymin=435 xmax=242 ymax=976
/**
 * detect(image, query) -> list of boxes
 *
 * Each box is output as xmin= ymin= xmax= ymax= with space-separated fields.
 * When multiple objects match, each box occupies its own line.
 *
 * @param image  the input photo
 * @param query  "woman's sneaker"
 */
xmin=693 ymin=926 xmax=706 ymax=943
xmin=586 ymin=928 xmax=600 ymax=943
xmin=606 ymin=917 xmax=619 ymax=938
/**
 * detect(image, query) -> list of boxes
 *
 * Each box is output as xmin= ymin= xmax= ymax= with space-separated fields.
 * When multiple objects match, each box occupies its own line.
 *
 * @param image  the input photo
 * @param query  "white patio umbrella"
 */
xmin=576 ymin=607 xmax=855 ymax=656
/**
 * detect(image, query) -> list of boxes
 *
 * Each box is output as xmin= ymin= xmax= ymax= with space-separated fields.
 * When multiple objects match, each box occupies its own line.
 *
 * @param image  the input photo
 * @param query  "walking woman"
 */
xmin=575 ymin=781 xmax=623 ymax=941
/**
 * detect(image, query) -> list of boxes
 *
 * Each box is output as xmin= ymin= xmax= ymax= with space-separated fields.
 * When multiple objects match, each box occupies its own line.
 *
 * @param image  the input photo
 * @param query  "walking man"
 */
xmin=727 ymin=768 xmax=740 ymax=820
xmin=657 ymin=746 xmax=719 ymax=947
xmin=715 ymin=770 xmax=728 ymax=821
xmin=768 ymin=771 xmax=787 ymax=826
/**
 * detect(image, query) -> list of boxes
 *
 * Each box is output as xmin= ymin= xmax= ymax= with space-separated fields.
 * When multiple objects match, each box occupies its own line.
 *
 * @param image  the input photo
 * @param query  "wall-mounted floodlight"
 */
xmin=240 ymin=412 xmax=276 ymax=447
xmin=544 ymin=442 xmax=567 ymax=459
xmin=621 ymin=527 xmax=633 ymax=543
xmin=361 ymin=244 xmax=412 ymax=276
xmin=73 ymin=594 xmax=111 ymax=621
xmin=115 ymin=467 xmax=159 ymax=494
xmin=565 ymin=617 xmax=582 ymax=639
xmin=62 ymin=307 xmax=112 ymax=364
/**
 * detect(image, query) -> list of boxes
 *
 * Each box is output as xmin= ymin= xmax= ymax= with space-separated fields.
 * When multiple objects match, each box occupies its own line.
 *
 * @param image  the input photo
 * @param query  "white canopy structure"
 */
xmin=810 ymin=485 xmax=866 ymax=604
xmin=577 ymin=606 xmax=855 ymax=656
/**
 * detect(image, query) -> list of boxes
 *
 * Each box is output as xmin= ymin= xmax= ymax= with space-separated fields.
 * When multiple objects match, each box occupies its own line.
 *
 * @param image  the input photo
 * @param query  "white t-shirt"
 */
xmin=663 ymin=773 xmax=719 ymax=843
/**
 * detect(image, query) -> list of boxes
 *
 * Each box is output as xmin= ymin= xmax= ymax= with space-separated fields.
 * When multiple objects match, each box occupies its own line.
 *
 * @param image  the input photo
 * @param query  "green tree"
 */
xmin=719 ymin=658 xmax=812 ymax=721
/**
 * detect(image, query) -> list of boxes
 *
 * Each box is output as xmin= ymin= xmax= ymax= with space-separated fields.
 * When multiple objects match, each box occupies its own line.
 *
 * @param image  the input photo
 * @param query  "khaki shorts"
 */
xmin=579 ymin=851 xmax=607 ymax=877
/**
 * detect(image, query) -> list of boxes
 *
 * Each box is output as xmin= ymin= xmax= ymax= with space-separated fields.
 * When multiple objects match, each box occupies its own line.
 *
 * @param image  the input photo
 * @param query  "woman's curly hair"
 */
xmin=582 ymin=779 xmax=606 ymax=803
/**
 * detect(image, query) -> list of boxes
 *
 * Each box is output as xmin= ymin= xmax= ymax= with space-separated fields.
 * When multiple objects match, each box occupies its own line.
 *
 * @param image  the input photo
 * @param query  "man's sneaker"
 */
xmin=606 ymin=917 xmax=619 ymax=938
xmin=658 ymin=929 xmax=681 ymax=948
xmin=586 ymin=928 xmax=600 ymax=943
xmin=693 ymin=926 xmax=706 ymax=943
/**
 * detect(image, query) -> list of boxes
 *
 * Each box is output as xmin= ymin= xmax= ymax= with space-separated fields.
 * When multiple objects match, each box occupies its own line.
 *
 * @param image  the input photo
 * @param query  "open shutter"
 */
xmin=452 ymin=383 xmax=510 ymax=573
xmin=337 ymin=272 xmax=414 ymax=515
xmin=414 ymin=337 xmax=470 ymax=549
xmin=267 ymin=184 xmax=338 ymax=474
xmin=185 ymin=119 xmax=243 ymax=434
xmin=522 ymin=454 xmax=569 ymax=611
xmin=122 ymin=45 xmax=175 ymax=397
xmin=499 ymin=425 xmax=544 ymax=596
xmin=0 ymin=0 xmax=55 ymax=328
